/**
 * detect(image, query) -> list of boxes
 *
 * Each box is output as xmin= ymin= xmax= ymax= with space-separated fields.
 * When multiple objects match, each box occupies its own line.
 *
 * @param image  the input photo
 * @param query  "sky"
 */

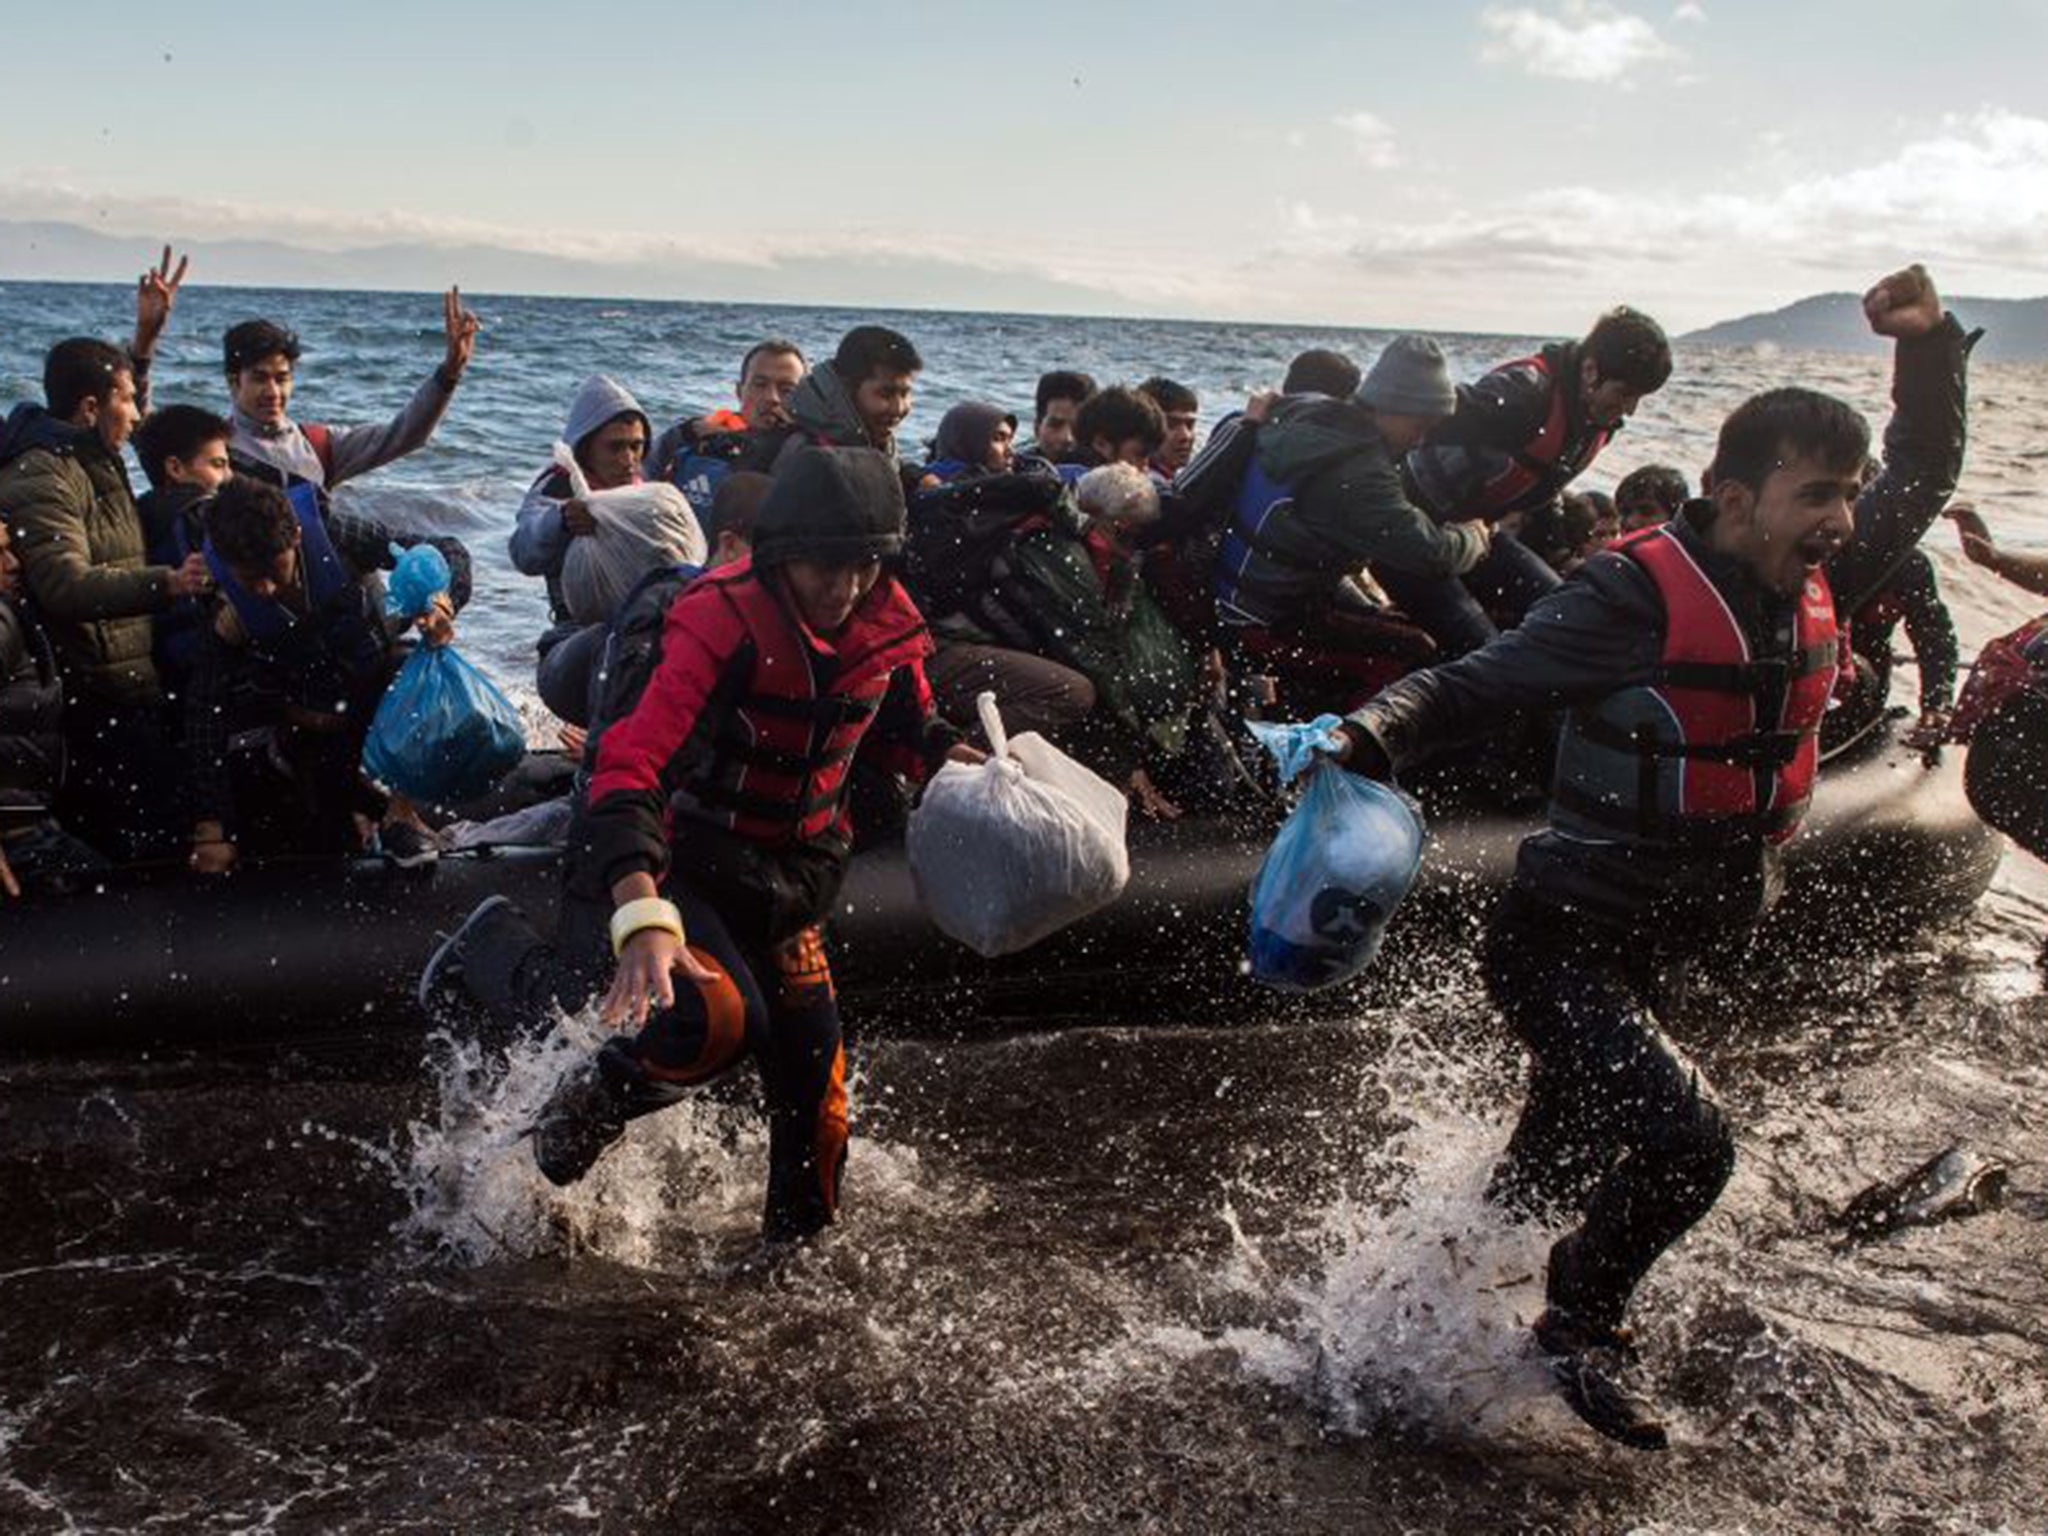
xmin=1 ymin=0 xmax=2045 ymax=332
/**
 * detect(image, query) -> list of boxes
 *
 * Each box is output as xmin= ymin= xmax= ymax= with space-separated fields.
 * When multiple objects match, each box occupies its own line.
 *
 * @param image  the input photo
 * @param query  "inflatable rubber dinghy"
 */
xmin=0 ymin=728 xmax=2002 ymax=1049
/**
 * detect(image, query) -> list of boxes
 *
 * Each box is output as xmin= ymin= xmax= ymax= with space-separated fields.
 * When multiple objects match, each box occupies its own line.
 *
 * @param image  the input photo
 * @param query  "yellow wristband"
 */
xmin=610 ymin=897 xmax=685 ymax=957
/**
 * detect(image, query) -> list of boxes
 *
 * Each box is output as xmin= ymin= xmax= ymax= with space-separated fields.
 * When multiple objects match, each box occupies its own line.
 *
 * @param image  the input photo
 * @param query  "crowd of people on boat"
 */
xmin=3 ymin=247 xmax=2044 ymax=1452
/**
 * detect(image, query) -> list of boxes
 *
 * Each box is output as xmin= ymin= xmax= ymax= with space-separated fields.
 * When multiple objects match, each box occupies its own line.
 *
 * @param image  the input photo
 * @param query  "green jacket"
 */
xmin=0 ymin=417 xmax=172 ymax=707
xmin=1007 ymin=526 xmax=1201 ymax=765
xmin=1246 ymin=397 xmax=1487 ymax=617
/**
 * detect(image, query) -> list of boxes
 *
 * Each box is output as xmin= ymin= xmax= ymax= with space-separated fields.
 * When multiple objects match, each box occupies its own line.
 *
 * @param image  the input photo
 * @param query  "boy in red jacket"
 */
xmin=532 ymin=447 xmax=976 ymax=1241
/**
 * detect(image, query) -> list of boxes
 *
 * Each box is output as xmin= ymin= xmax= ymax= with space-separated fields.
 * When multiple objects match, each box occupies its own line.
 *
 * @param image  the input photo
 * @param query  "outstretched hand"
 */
xmin=441 ymin=286 xmax=481 ymax=377
xmin=600 ymin=927 xmax=720 ymax=1027
xmin=134 ymin=244 xmax=190 ymax=358
xmin=1863 ymin=264 xmax=1943 ymax=340
xmin=1947 ymin=501 xmax=1999 ymax=569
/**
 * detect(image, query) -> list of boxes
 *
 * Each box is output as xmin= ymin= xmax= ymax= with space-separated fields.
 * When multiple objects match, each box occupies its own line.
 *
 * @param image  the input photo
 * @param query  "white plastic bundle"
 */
xmin=906 ymin=693 xmax=1131 ymax=957
xmin=553 ymin=442 xmax=707 ymax=625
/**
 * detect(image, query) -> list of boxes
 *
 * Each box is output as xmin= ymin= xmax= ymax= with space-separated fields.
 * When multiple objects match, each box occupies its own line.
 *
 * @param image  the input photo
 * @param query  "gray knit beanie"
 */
xmin=1357 ymin=335 xmax=1456 ymax=416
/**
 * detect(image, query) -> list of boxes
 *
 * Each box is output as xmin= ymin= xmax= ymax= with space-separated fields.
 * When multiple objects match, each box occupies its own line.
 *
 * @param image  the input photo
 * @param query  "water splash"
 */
xmin=397 ymin=1008 xmax=940 ymax=1275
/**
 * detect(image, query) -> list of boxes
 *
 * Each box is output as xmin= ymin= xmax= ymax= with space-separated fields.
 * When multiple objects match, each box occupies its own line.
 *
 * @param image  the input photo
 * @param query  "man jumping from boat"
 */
xmin=1333 ymin=265 xmax=1974 ymax=1450
xmin=507 ymin=447 xmax=978 ymax=1242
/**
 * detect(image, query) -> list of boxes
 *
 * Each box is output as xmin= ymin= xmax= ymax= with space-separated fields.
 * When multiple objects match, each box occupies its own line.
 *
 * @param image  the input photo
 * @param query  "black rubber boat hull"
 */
xmin=0 ymin=738 xmax=2003 ymax=1049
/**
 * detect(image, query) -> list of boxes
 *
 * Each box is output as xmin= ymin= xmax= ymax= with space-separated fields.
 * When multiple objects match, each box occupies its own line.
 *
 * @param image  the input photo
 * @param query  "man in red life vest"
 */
xmin=529 ymin=446 xmax=980 ymax=1242
xmin=1335 ymin=267 xmax=1971 ymax=1450
xmin=1394 ymin=307 xmax=1673 ymax=657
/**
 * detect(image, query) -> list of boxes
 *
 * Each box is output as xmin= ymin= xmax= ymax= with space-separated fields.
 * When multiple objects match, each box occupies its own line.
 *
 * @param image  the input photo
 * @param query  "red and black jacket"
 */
xmin=1405 ymin=342 xmax=1614 ymax=523
xmin=582 ymin=557 xmax=950 ymax=894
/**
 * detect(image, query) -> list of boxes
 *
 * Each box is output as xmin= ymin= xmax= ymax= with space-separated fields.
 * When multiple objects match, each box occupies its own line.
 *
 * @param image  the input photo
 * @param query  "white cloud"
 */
xmin=1672 ymin=1 xmax=1706 ymax=23
xmin=1479 ymin=1 xmax=1680 ymax=83
xmin=1332 ymin=110 xmax=1401 ymax=169
xmin=1251 ymin=109 xmax=2048 ymax=330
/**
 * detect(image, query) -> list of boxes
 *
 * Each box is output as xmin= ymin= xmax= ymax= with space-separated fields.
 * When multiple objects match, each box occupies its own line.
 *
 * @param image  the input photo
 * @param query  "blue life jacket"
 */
xmin=204 ymin=483 xmax=386 ymax=690
xmin=1211 ymin=457 xmax=1298 ymax=627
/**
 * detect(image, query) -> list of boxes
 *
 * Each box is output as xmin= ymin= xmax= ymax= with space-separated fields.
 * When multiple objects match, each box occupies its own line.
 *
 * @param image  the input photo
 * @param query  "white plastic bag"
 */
xmin=906 ymin=693 xmax=1131 ymax=957
xmin=553 ymin=442 xmax=707 ymax=625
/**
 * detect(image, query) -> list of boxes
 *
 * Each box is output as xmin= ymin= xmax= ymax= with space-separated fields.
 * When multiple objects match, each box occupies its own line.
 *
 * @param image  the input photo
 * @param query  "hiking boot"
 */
xmin=530 ymin=1062 xmax=629 ymax=1187
xmin=417 ymin=894 xmax=520 ymax=1017
xmin=378 ymin=820 xmax=440 ymax=870
xmin=1533 ymin=1307 xmax=1668 ymax=1452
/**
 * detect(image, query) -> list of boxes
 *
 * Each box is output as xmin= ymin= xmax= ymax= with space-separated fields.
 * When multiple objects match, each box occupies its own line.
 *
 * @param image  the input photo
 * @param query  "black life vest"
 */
xmin=1551 ymin=525 xmax=1838 ymax=850
xmin=903 ymin=467 xmax=1071 ymax=627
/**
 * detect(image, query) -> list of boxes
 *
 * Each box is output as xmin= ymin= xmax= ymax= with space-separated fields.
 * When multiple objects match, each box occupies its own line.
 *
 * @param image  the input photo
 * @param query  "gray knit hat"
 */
xmin=1357 ymin=335 xmax=1456 ymax=417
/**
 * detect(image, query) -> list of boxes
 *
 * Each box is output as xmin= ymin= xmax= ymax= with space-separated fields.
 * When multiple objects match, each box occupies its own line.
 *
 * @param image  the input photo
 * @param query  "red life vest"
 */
xmin=1551 ymin=525 xmax=1838 ymax=849
xmin=300 ymin=422 xmax=335 ymax=485
xmin=1950 ymin=614 xmax=2048 ymax=743
xmin=1471 ymin=354 xmax=1612 ymax=519
xmin=677 ymin=563 xmax=931 ymax=847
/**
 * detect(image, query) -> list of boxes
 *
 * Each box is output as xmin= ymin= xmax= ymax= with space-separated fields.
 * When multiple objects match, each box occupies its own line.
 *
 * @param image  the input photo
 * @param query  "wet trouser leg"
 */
xmin=1482 ymin=895 xmax=1736 ymax=1332
xmin=1375 ymin=531 xmax=1560 ymax=662
xmin=1462 ymin=529 xmax=1560 ymax=628
xmin=1372 ymin=566 xmax=1497 ymax=661
xmin=598 ymin=886 xmax=848 ymax=1239
xmin=1966 ymin=689 xmax=2048 ymax=862
xmin=535 ymin=622 xmax=607 ymax=730
xmin=456 ymin=888 xmax=612 ymax=1024
xmin=753 ymin=924 xmax=849 ymax=1242
xmin=926 ymin=640 xmax=1097 ymax=742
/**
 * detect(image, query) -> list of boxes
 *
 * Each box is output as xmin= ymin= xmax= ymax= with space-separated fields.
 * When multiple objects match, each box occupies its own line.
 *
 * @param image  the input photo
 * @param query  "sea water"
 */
xmin=1 ymin=280 xmax=2045 ymax=1533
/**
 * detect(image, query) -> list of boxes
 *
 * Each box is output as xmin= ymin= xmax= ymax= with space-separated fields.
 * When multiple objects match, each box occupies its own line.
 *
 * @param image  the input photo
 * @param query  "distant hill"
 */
xmin=1683 ymin=292 xmax=2048 ymax=363
xmin=0 ymin=218 xmax=1131 ymax=318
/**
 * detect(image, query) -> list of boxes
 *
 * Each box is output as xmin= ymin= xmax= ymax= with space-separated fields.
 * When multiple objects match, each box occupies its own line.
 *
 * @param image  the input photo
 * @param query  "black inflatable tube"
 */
xmin=0 ymin=737 xmax=2002 ymax=1051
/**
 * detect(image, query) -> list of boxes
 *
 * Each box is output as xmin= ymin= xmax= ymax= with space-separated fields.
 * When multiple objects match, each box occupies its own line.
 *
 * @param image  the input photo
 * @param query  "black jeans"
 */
xmin=0 ymin=818 xmax=111 ymax=895
xmin=1376 ymin=529 xmax=1561 ymax=660
xmin=1482 ymin=889 xmax=1736 ymax=1332
xmin=57 ymin=695 xmax=184 ymax=862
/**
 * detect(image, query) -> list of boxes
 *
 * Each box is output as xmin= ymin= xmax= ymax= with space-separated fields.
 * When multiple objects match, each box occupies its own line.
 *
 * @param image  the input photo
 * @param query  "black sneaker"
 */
xmin=379 ymin=820 xmax=439 ymax=870
xmin=1532 ymin=1307 xmax=1669 ymax=1452
xmin=530 ymin=1063 xmax=628 ymax=1187
xmin=417 ymin=894 xmax=517 ymax=1017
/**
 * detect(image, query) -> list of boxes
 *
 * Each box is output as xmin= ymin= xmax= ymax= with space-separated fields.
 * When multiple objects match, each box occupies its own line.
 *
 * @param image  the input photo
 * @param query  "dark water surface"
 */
xmin=2 ymin=283 xmax=2046 ymax=1532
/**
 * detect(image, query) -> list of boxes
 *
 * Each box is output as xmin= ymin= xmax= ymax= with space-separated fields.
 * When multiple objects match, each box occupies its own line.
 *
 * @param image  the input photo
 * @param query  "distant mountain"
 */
xmin=0 ymin=218 xmax=1132 ymax=319
xmin=1683 ymin=292 xmax=2048 ymax=363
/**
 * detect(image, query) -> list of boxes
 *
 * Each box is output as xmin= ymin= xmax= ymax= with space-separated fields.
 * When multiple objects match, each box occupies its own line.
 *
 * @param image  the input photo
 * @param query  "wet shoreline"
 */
xmin=3 ymin=865 xmax=2043 ymax=1533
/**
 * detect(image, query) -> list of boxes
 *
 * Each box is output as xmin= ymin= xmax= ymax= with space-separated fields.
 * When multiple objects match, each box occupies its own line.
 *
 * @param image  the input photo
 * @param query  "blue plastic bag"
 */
xmin=386 ymin=542 xmax=451 ymax=620
xmin=1245 ymin=715 xmax=1425 ymax=993
xmin=362 ymin=643 xmax=526 ymax=806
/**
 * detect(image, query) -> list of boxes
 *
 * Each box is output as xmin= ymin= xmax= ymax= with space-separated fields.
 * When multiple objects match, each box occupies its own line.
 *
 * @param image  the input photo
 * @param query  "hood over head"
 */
xmin=931 ymin=401 xmax=1016 ymax=472
xmin=562 ymin=374 xmax=651 ymax=453
xmin=788 ymin=361 xmax=895 ymax=459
